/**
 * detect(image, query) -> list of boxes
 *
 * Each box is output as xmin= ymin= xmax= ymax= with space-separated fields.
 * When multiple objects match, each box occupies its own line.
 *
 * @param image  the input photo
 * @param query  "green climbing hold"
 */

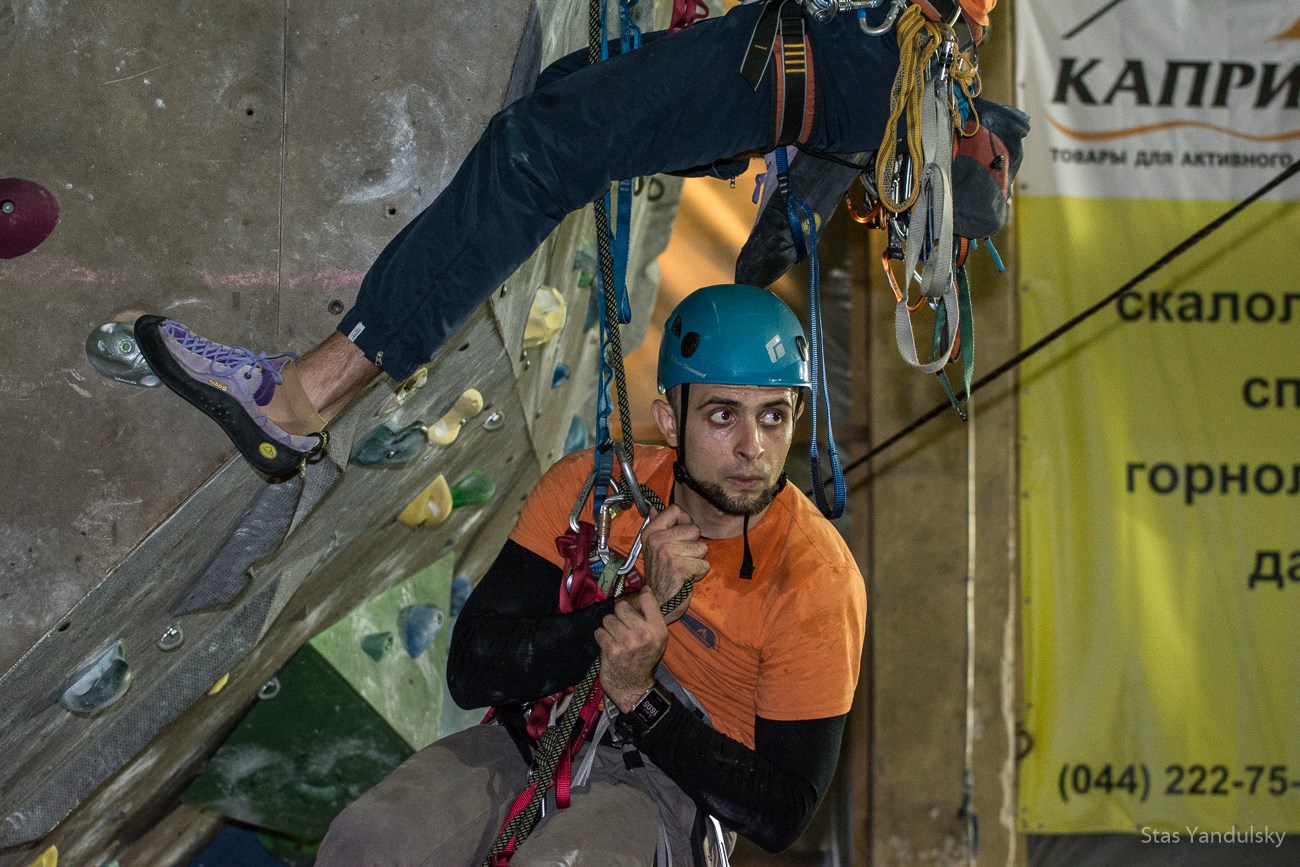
xmin=360 ymin=632 xmax=394 ymax=662
xmin=450 ymin=470 xmax=495 ymax=508
xmin=352 ymin=420 xmax=429 ymax=466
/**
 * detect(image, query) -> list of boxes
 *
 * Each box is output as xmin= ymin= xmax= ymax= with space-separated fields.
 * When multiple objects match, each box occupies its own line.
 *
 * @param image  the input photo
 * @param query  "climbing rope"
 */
xmin=481 ymin=2 xmax=684 ymax=861
xmin=483 ymin=544 xmax=690 ymax=867
xmin=874 ymin=6 xmax=979 ymax=216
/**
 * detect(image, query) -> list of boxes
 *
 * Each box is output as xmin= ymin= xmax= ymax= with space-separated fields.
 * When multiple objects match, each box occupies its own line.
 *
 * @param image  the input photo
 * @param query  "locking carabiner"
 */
xmin=593 ymin=492 xmax=652 ymax=577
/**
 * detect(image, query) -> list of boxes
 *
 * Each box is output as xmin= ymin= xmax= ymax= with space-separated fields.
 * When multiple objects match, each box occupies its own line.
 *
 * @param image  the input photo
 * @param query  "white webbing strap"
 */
xmin=893 ymin=68 xmax=959 ymax=373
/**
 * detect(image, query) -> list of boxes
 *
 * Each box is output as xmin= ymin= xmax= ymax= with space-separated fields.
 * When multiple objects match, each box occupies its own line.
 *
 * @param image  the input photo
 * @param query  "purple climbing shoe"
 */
xmin=134 ymin=315 xmax=326 ymax=478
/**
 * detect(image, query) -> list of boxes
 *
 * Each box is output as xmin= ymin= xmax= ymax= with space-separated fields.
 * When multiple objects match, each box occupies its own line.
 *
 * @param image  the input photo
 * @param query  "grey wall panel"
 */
xmin=274 ymin=0 xmax=535 ymax=346
xmin=1 ymin=0 xmax=286 ymax=671
xmin=0 ymin=309 xmax=542 ymax=864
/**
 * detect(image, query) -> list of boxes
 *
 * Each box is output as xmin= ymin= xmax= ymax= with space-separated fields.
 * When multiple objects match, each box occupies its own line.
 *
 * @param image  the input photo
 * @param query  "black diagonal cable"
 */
xmin=1062 ymin=0 xmax=1130 ymax=40
xmin=809 ymin=158 xmax=1300 ymax=494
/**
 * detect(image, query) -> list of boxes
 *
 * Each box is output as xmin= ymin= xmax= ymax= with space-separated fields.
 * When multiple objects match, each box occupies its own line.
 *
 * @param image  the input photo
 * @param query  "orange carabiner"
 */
xmin=881 ymin=251 xmax=904 ymax=303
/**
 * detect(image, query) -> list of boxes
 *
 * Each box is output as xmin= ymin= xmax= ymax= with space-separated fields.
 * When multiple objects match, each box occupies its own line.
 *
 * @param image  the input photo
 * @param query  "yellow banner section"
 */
xmin=1018 ymin=193 xmax=1300 ymax=834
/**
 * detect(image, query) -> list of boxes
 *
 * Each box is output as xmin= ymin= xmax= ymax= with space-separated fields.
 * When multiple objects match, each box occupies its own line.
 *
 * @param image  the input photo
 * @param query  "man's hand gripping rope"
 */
xmin=483 ymin=449 xmax=701 ymax=866
xmin=597 ymin=504 xmax=709 ymax=711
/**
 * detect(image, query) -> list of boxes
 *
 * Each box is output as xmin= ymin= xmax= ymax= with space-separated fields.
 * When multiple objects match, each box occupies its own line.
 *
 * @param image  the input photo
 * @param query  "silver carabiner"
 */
xmin=617 ymin=509 xmax=653 ymax=576
xmin=568 ymin=467 xmax=599 ymax=533
xmin=611 ymin=442 xmax=650 ymax=518
xmin=592 ymin=491 xmax=653 ymax=577
xmin=857 ymin=0 xmax=905 ymax=36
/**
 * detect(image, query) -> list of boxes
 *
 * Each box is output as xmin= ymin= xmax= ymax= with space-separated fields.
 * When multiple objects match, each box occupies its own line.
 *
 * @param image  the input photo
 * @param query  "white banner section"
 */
xmin=1016 ymin=0 xmax=1300 ymax=201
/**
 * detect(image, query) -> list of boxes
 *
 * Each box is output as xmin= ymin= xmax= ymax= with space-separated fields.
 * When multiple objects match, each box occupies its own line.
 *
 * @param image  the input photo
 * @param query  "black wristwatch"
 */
xmin=612 ymin=680 xmax=674 ymax=741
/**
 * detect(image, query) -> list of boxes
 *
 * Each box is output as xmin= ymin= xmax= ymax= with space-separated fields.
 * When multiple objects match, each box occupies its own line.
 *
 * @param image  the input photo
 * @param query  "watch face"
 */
xmin=636 ymin=698 xmax=665 ymax=724
xmin=618 ymin=683 xmax=672 ymax=739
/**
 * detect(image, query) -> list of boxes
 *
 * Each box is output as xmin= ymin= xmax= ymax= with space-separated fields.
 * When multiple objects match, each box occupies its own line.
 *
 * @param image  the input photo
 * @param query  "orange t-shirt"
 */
xmin=509 ymin=446 xmax=867 ymax=748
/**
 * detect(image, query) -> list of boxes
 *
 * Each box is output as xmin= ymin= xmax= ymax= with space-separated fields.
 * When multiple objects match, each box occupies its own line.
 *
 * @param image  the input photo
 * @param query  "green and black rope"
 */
xmin=482 ymin=2 xmax=680 ymax=862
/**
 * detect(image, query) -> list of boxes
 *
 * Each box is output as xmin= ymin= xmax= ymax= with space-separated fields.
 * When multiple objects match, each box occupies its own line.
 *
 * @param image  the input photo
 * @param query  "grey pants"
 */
xmin=316 ymin=723 xmax=698 ymax=867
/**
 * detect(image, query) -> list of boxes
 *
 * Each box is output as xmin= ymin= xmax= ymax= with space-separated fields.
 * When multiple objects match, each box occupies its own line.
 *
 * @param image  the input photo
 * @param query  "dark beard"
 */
xmin=689 ymin=476 xmax=782 ymax=517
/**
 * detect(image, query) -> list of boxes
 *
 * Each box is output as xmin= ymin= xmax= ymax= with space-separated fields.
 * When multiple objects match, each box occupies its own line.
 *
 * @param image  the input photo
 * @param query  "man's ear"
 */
xmin=651 ymin=398 xmax=679 ymax=448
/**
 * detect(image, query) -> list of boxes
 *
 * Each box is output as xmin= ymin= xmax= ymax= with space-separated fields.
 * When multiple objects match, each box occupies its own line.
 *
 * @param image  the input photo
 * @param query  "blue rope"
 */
xmin=774 ymin=149 xmax=845 ymax=519
xmin=591 ymin=0 xmax=641 ymax=521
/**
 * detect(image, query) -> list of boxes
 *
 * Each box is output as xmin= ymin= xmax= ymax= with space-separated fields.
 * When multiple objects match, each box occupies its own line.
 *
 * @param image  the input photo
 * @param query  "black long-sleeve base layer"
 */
xmin=448 ymin=539 xmax=848 ymax=852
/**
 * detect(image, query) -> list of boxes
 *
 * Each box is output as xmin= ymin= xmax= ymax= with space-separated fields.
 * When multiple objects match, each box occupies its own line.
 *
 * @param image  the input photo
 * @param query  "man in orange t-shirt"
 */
xmin=318 ymin=285 xmax=866 ymax=865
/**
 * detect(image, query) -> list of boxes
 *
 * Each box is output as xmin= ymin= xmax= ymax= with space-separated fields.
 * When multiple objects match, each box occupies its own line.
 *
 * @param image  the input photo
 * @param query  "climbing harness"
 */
xmin=737 ymin=0 xmax=848 ymax=519
xmin=741 ymin=0 xmax=816 ymax=147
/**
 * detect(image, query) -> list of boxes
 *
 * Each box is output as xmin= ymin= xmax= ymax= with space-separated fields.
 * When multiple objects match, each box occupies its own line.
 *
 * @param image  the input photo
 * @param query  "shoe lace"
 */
xmin=168 ymin=323 xmax=298 ymax=388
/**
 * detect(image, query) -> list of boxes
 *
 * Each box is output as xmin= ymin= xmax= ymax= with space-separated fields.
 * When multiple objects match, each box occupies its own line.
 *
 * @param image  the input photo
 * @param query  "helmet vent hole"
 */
xmin=795 ymin=335 xmax=808 ymax=361
xmin=670 ymin=315 xmax=682 ymax=337
xmin=680 ymin=332 xmax=700 ymax=358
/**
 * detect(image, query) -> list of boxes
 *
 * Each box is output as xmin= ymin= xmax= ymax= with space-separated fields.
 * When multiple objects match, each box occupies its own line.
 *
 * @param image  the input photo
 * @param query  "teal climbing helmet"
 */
xmin=657 ymin=284 xmax=810 ymax=393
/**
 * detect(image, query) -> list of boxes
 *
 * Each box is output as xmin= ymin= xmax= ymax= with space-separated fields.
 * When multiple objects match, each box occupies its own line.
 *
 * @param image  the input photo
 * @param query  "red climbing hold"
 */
xmin=0 ymin=178 xmax=60 ymax=259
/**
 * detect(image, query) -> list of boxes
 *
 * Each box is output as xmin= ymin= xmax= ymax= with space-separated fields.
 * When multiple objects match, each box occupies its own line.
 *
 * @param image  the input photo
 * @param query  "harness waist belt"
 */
xmin=740 ymin=0 xmax=816 ymax=146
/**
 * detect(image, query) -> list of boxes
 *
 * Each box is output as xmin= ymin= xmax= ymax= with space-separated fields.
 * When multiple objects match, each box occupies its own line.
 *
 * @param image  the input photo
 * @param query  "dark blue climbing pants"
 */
xmin=339 ymin=1 xmax=900 ymax=381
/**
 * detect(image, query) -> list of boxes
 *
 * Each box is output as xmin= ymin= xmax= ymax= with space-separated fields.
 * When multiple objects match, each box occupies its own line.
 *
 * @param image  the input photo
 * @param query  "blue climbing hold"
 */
xmin=552 ymin=363 xmax=570 ymax=388
xmin=564 ymin=415 xmax=589 ymax=455
xmin=398 ymin=604 xmax=445 ymax=658
xmin=450 ymin=575 xmax=474 ymax=617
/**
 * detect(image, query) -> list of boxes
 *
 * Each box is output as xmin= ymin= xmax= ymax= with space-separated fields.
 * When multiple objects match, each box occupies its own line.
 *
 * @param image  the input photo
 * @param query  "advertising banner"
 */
xmin=1015 ymin=0 xmax=1300 ymax=835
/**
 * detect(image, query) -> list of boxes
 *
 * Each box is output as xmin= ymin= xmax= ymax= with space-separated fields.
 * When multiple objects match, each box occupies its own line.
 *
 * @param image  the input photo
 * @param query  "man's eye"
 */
xmin=762 ymin=410 xmax=785 ymax=425
xmin=709 ymin=409 xmax=733 ymax=424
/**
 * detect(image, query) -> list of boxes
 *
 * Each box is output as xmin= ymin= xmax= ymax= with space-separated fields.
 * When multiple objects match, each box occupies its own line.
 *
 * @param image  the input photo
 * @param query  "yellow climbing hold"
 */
xmin=428 ymin=388 xmax=485 ymax=445
xmin=28 ymin=845 xmax=57 ymax=867
xmin=523 ymin=286 xmax=568 ymax=349
xmin=397 ymin=474 xmax=454 ymax=528
xmin=207 ymin=673 xmax=230 ymax=695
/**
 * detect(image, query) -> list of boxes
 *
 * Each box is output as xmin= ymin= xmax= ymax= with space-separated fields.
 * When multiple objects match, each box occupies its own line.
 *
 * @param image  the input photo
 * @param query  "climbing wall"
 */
xmin=0 ymin=0 xmax=679 ymax=863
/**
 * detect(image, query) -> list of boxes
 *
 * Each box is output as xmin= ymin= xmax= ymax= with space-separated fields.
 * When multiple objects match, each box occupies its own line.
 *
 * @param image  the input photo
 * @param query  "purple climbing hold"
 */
xmin=0 ymin=178 xmax=60 ymax=259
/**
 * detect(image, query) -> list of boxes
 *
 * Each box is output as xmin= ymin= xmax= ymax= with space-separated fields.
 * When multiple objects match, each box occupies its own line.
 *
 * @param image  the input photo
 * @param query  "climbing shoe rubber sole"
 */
xmin=134 ymin=315 xmax=312 ymax=480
